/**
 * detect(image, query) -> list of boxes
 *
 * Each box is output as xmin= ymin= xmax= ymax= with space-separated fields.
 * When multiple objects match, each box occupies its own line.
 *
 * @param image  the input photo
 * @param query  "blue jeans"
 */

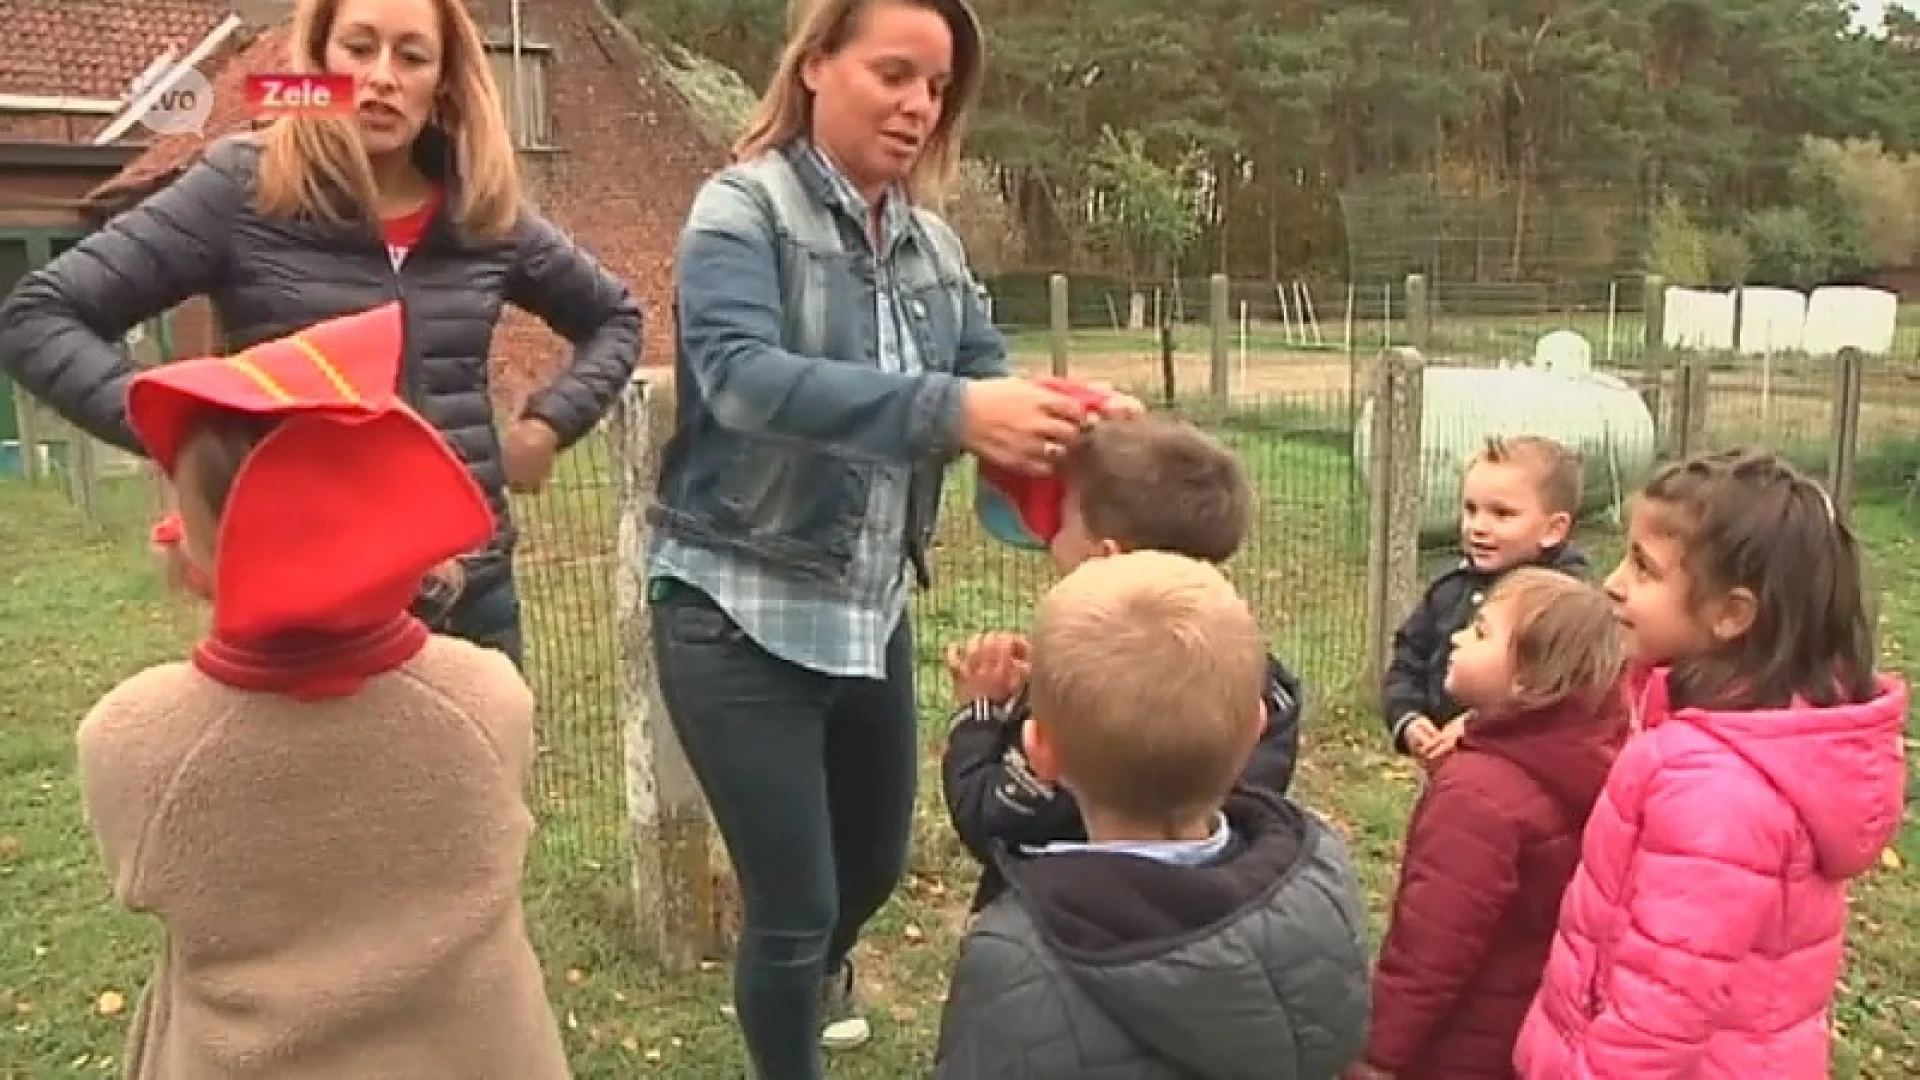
xmin=443 ymin=575 xmax=524 ymax=668
xmin=651 ymin=582 xmax=918 ymax=1080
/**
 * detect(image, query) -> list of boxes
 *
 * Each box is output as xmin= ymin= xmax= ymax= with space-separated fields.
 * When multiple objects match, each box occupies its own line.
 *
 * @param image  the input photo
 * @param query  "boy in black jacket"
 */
xmin=943 ymin=413 xmax=1304 ymax=914
xmin=932 ymin=553 xmax=1368 ymax=1080
xmin=1383 ymin=435 xmax=1589 ymax=765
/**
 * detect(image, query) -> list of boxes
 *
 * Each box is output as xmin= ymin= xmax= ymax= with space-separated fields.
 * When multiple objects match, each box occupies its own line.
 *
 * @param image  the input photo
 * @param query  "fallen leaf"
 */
xmin=644 ymin=1049 xmax=663 ymax=1063
xmin=95 ymin=990 xmax=125 ymax=1017
xmin=0 ymin=836 xmax=22 ymax=859
xmin=1882 ymin=847 xmax=1904 ymax=871
xmin=565 ymin=967 xmax=587 ymax=985
xmin=903 ymin=923 xmax=926 ymax=945
xmin=620 ymin=1036 xmax=640 ymax=1053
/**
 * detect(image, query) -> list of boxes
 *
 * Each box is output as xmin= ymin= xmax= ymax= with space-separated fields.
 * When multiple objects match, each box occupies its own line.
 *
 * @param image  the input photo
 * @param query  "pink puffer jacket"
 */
xmin=1515 ymin=667 xmax=1908 ymax=1078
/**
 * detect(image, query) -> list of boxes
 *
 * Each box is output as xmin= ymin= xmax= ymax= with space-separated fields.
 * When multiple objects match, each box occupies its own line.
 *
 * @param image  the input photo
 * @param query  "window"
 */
xmin=487 ymin=42 xmax=554 ymax=150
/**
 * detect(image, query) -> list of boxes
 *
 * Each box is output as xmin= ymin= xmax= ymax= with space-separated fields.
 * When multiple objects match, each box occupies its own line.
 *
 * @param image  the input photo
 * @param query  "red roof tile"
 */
xmin=88 ymin=26 xmax=285 ymax=209
xmin=0 ymin=0 xmax=230 ymax=100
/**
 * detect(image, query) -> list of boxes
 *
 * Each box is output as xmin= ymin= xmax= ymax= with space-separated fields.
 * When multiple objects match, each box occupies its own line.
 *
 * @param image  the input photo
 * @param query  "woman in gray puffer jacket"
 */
xmin=0 ymin=0 xmax=639 ymax=665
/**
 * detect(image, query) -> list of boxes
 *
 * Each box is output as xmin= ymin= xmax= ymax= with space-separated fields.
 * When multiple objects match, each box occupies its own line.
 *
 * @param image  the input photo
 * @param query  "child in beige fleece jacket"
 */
xmin=78 ymin=304 xmax=569 ymax=1079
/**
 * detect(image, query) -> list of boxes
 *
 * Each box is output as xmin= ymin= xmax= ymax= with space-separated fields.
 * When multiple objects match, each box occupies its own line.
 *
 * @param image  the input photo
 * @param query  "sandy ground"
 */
xmin=1012 ymin=349 xmax=1918 ymax=443
xmin=637 ymin=348 xmax=1911 ymax=446
xmin=1012 ymin=349 xmax=1358 ymax=399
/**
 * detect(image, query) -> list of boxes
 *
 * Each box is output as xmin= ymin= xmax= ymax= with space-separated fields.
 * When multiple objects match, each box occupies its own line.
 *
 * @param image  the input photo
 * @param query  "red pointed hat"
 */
xmin=129 ymin=303 xmax=407 ymax=473
xmin=974 ymin=377 xmax=1112 ymax=550
xmin=128 ymin=303 xmax=495 ymax=639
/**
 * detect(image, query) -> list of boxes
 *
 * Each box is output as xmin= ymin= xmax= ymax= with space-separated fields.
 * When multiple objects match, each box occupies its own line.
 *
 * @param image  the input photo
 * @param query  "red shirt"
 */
xmin=381 ymin=189 xmax=442 ymax=268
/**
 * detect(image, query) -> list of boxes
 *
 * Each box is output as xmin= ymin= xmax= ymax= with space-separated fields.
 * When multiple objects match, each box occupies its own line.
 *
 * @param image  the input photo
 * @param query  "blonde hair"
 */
xmin=1029 ymin=551 xmax=1267 ymax=829
xmin=737 ymin=0 xmax=984 ymax=204
xmin=1471 ymin=435 xmax=1584 ymax=516
xmin=256 ymin=0 xmax=523 ymax=239
xmin=1488 ymin=568 xmax=1626 ymax=712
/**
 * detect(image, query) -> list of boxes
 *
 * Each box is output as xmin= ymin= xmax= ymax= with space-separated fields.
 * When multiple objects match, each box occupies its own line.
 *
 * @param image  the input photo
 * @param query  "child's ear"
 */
xmin=1707 ymin=586 xmax=1758 ymax=644
xmin=1238 ymin=699 xmax=1266 ymax=754
xmin=1023 ymin=714 xmax=1063 ymax=785
xmin=1541 ymin=510 xmax=1573 ymax=550
xmin=1095 ymin=537 xmax=1125 ymax=559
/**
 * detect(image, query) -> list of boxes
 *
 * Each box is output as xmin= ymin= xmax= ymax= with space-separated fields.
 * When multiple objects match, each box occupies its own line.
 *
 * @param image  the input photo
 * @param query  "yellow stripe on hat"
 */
xmin=226 ymin=353 xmax=296 ymax=403
xmin=288 ymin=333 xmax=361 ymax=404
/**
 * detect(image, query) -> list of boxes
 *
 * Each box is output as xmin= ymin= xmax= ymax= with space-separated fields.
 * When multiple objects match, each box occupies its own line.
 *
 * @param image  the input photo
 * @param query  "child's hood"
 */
xmin=994 ymin=791 xmax=1369 ymax=1077
xmin=1658 ymin=671 xmax=1908 ymax=881
xmin=1539 ymin=541 xmax=1590 ymax=577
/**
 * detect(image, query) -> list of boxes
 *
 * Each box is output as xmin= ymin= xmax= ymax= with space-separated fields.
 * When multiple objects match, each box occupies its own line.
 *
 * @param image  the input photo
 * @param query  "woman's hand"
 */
xmin=503 ymin=418 xmax=561 ymax=493
xmin=1081 ymin=382 xmax=1147 ymax=420
xmin=960 ymin=378 xmax=1089 ymax=476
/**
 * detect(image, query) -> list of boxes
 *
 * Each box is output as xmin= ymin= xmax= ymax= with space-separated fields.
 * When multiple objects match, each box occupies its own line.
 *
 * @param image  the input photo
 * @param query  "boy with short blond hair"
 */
xmin=943 ymin=413 xmax=1305 ymax=912
xmin=932 ymin=553 xmax=1369 ymax=1079
xmin=1384 ymin=434 xmax=1591 ymax=764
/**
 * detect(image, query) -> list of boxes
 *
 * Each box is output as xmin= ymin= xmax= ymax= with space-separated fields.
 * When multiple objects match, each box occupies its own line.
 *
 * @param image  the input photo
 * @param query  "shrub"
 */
xmin=1648 ymin=195 xmax=1710 ymax=286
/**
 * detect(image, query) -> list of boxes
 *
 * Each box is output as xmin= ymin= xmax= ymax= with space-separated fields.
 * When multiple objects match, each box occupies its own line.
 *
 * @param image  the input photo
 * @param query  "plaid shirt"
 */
xmin=648 ymin=143 xmax=918 ymax=679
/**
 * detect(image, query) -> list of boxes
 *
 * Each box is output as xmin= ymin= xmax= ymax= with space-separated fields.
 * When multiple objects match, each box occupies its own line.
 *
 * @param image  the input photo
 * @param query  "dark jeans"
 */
xmin=440 ymin=574 xmax=525 ymax=668
xmin=651 ymin=582 xmax=918 ymax=1080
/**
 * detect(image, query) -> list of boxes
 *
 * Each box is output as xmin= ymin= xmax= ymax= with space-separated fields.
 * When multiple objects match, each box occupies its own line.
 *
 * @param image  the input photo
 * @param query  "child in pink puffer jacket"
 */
xmin=1515 ymin=449 xmax=1908 ymax=1078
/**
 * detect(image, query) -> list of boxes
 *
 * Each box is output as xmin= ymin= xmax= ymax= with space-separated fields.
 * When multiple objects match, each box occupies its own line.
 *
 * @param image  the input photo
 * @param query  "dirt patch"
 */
xmin=1012 ymin=350 xmax=1356 ymax=400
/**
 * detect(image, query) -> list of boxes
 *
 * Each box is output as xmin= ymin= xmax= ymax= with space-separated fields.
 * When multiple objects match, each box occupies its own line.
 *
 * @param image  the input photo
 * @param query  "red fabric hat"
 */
xmin=974 ymin=377 xmax=1112 ymax=550
xmin=128 ymin=303 xmax=406 ymax=473
xmin=128 ymin=303 xmax=495 ymax=640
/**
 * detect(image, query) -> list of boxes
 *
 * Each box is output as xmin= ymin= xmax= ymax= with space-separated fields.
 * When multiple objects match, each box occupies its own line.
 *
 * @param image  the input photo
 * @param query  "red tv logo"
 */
xmin=245 ymin=73 xmax=353 ymax=118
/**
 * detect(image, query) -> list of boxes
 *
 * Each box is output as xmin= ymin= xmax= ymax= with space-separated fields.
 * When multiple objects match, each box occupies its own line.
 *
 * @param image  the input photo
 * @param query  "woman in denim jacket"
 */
xmin=646 ymin=1 xmax=1127 ymax=1076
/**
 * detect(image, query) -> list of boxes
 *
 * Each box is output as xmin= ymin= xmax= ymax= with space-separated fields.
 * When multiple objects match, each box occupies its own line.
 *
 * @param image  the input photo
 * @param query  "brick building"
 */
xmin=18 ymin=0 xmax=722 ymax=404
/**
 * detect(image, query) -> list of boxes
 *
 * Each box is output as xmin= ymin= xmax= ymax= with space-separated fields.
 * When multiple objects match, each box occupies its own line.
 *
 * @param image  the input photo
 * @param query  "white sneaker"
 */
xmin=819 ymin=963 xmax=871 ymax=1051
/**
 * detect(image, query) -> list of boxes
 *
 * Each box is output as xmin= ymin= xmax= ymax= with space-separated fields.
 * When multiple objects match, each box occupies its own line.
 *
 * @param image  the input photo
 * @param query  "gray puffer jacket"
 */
xmin=0 ymin=131 xmax=641 ymax=595
xmin=933 ymin=790 xmax=1371 ymax=1080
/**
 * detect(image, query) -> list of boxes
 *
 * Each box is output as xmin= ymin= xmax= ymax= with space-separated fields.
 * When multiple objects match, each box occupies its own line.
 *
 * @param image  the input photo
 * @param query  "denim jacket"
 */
xmin=651 ymin=143 xmax=1007 ymax=586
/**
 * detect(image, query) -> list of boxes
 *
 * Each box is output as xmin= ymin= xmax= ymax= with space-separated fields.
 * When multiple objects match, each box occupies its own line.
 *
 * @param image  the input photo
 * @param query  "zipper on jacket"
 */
xmin=1582 ymin=854 xmax=1637 ymax=1017
xmin=374 ymin=230 xmax=423 ymax=410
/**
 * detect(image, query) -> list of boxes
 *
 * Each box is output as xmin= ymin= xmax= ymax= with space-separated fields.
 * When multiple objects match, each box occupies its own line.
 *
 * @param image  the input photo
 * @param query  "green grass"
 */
xmin=2 ymin=418 xmax=1916 ymax=1076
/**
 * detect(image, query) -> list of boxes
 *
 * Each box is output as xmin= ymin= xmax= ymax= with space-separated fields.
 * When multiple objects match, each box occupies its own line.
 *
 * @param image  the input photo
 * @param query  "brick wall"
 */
xmin=0 ymin=112 xmax=104 ymax=145
xmin=472 ymin=0 xmax=724 ymax=409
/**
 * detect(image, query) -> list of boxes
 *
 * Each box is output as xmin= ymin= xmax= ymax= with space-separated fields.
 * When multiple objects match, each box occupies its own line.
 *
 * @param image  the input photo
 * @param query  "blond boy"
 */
xmin=1384 ymin=435 xmax=1591 ymax=763
xmin=932 ymin=552 xmax=1369 ymax=1079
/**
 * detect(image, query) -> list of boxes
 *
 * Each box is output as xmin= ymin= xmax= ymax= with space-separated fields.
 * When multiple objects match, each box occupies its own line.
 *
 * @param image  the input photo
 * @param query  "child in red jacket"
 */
xmin=1354 ymin=568 xmax=1628 ymax=1080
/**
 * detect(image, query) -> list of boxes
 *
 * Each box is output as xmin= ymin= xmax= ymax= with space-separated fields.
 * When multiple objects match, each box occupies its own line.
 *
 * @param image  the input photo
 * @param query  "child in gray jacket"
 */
xmin=932 ymin=552 xmax=1370 ymax=1080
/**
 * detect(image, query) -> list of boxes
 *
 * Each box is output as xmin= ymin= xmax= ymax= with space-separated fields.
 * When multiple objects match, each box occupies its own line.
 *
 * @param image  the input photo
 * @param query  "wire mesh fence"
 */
xmin=7 ymin=276 xmax=1917 ymax=960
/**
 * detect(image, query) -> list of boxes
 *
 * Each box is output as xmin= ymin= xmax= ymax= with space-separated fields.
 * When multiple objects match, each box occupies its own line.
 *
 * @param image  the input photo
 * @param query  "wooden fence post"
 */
xmin=1683 ymin=355 xmax=1709 ymax=457
xmin=1404 ymin=274 xmax=1431 ymax=352
xmin=611 ymin=377 xmax=721 ymax=970
xmin=14 ymin=396 xmax=42 ymax=482
xmin=1829 ymin=347 xmax=1864 ymax=512
xmin=1639 ymin=275 xmax=1668 ymax=451
xmin=1363 ymin=346 xmax=1427 ymax=696
xmin=68 ymin=425 xmax=100 ymax=529
xmin=1048 ymin=273 xmax=1070 ymax=377
xmin=1209 ymin=273 xmax=1231 ymax=404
